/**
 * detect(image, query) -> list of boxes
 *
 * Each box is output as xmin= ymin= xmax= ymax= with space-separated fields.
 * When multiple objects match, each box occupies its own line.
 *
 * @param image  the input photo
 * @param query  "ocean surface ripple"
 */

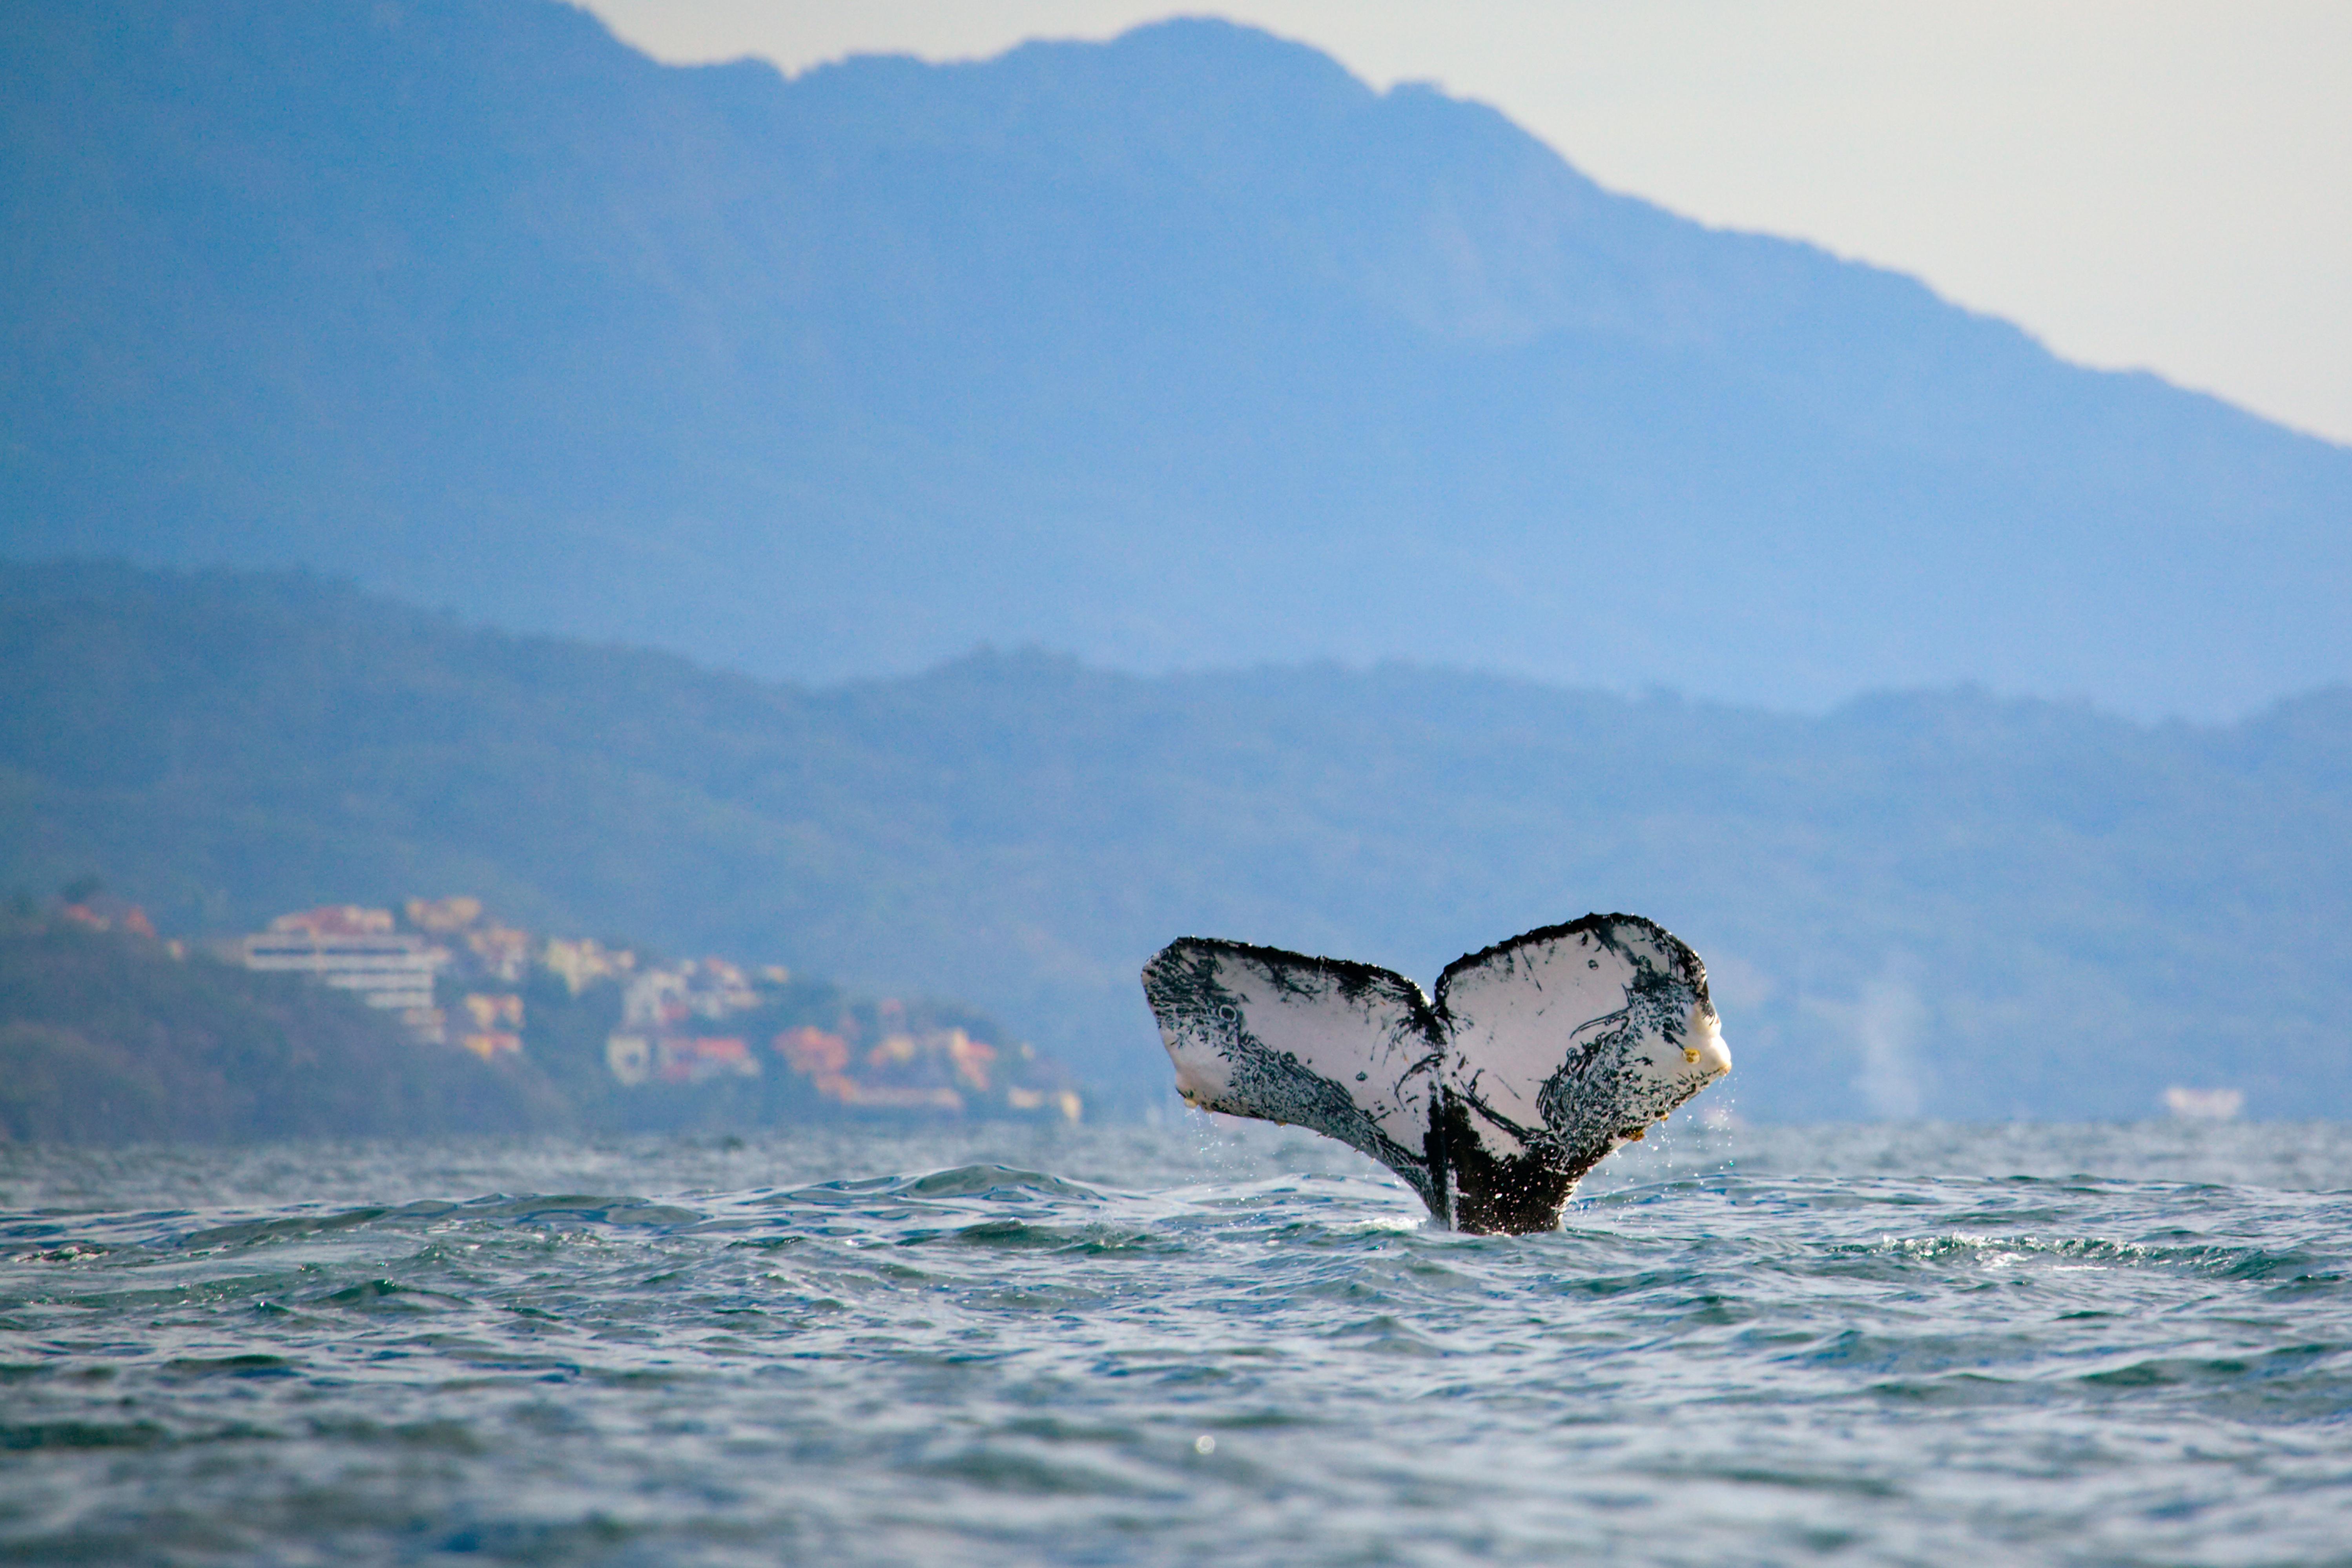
xmin=3 ymin=1119 xmax=2348 ymax=1566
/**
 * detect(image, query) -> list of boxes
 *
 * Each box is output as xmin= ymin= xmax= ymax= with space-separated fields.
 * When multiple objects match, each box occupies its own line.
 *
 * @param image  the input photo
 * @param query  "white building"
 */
xmin=242 ymin=909 xmax=444 ymax=1014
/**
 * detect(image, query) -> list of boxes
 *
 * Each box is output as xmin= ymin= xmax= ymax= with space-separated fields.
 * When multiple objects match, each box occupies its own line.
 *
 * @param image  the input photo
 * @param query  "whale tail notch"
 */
xmin=1141 ymin=915 xmax=1730 ymax=1234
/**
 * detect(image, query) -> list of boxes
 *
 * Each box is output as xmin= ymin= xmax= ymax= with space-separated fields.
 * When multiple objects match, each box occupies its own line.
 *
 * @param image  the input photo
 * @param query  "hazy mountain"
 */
xmin=5 ymin=1 xmax=2350 ymax=717
xmin=7 ymin=561 xmax=2347 ymax=1121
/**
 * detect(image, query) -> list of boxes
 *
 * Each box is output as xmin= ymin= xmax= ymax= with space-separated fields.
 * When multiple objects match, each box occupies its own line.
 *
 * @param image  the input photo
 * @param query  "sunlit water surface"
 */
xmin=4 ymin=1118 xmax=2350 ymax=1566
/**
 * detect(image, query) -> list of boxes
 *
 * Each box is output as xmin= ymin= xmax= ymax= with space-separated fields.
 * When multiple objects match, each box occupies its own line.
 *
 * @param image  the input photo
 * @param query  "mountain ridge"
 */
xmin=5 ymin=1 xmax=2349 ymax=716
xmin=7 ymin=558 xmax=2348 ymax=1121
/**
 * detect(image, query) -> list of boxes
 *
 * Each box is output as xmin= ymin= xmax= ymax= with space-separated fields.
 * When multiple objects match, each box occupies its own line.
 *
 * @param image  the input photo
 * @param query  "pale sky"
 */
xmin=584 ymin=1 xmax=2352 ymax=448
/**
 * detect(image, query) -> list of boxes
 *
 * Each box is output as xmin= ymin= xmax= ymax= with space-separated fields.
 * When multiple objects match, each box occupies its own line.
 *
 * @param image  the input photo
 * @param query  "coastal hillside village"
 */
xmin=11 ymin=888 xmax=1079 ymax=1132
xmin=240 ymin=897 xmax=1083 ymax=1121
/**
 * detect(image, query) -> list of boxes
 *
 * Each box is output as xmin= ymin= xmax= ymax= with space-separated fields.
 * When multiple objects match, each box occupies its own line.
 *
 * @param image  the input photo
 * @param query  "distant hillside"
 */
xmin=0 ymin=922 xmax=563 ymax=1143
xmin=5 ymin=2 xmax=2351 ymax=715
xmin=6 ymin=562 xmax=2348 ymax=1121
xmin=0 ymin=897 xmax=1061 ymax=1145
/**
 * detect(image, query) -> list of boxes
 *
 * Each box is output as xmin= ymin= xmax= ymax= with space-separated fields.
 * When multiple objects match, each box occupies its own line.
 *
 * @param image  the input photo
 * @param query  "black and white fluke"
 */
xmin=1141 ymin=915 xmax=1730 ymax=1234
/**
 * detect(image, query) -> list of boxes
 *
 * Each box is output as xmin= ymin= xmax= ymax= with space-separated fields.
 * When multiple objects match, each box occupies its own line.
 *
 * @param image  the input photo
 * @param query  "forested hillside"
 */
xmin=0 ymin=921 xmax=562 ymax=1143
xmin=6 ymin=562 xmax=2347 ymax=1120
xmin=5 ymin=1 xmax=2350 ymax=714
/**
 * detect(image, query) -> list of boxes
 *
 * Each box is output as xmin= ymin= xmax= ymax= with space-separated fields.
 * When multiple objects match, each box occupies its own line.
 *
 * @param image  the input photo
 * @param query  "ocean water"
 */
xmin=3 ymin=1117 xmax=2348 ymax=1566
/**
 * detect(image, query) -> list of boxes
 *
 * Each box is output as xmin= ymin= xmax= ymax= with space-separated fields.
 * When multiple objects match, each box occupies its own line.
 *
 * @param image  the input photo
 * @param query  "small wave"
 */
xmin=311 ymin=1278 xmax=470 ymax=1312
xmin=897 ymin=1164 xmax=1104 ymax=1202
xmin=1831 ymin=1232 xmax=2322 ymax=1279
xmin=762 ymin=1163 xmax=1103 ymax=1211
xmin=916 ymin=1443 xmax=1163 ymax=1499
xmin=181 ymin=1207 xmax=396 ymax=1250
xmin=2 ymin=1419 xmax=171 ymax=1451
xmin=4 ymin=1192 xmax=718 ymax=1260
xmin=938 ymin=1218 xmax=1171 ymax=1255
xmin=2077 ymin=1341 xmax=2345 ymax=1388
xmin=443 ymin=1195 xmax=707 ymax=1228
xmin=159 ymin=1354 xmax=296 ymax=1380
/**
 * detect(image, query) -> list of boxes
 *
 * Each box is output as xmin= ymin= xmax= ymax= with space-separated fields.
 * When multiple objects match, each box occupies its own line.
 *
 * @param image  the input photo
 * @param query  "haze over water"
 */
xmin=4 ymin=1119 xmax=2348 ymax=1565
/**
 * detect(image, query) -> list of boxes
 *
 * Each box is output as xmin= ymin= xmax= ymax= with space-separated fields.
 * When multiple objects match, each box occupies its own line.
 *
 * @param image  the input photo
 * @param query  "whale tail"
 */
xmin=1141 ymin=915 xmax=1730 ymax=1234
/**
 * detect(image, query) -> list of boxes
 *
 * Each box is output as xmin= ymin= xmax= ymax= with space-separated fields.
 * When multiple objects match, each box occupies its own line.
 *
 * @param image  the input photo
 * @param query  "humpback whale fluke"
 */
xmin=1141 ymin=915 xmax=1730 ymax=1234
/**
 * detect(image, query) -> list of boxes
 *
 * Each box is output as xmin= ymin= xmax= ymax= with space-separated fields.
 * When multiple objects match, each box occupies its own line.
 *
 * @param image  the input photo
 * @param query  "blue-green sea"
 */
xmin=4 ymin=1117 xmax=2349 ymax=1566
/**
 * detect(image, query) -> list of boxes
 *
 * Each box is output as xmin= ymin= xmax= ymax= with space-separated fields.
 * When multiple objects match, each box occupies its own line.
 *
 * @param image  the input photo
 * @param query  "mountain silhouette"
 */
xmin=9 ymin=560 xmax=2351 ymax=1118
xmin=5 ymin=0 xmax=2350 ymax=714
